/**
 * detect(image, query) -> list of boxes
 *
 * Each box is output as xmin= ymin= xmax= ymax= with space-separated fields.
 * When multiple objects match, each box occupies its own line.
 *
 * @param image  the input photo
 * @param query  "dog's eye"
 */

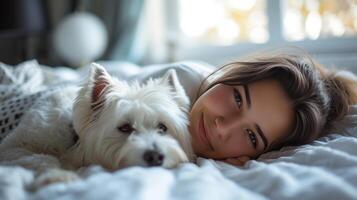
xmin=158 ymin=123 xmax=167 ymax=132
xmin=118 ymin=123 xmax=134 ymax=134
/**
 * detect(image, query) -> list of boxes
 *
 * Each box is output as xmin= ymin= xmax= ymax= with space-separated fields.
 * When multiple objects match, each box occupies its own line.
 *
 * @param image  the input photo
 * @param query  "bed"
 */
xmin=0 ymin=60 xmax=357 ymax=200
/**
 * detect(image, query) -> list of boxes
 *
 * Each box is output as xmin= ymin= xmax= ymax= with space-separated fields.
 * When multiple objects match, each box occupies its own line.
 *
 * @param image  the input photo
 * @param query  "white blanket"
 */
xmin=0 ymin=60 xmax=357 ymax=200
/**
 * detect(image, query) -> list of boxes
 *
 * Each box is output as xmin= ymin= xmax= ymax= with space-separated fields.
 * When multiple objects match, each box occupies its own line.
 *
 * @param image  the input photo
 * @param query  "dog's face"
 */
xmin=72 ymin=63 xmax=193 ymax=170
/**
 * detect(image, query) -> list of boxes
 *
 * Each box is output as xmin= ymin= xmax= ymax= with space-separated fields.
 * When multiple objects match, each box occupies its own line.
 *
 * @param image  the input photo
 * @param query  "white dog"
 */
xmin=0 ymin=63 xmax=194 ymax=188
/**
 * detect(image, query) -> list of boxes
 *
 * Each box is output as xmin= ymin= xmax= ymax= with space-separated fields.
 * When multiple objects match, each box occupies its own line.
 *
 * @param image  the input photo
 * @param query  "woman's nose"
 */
xmin=214 ymin=116 xmax=236 ymax=141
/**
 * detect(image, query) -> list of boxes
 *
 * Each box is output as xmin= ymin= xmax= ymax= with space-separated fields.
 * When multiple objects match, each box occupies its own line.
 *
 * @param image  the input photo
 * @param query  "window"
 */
xmin=283 ymin=0 xmax=357 ymax=41
xmin=166 ymin=0 xmax=357 ymax=69
xmin=179 ymin=0 xmax=268 ymax=45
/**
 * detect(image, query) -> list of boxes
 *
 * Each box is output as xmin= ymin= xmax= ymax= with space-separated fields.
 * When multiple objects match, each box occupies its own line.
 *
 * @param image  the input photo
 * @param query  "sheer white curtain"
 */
xmin=138 ymin=0 xmax=172 ymax=64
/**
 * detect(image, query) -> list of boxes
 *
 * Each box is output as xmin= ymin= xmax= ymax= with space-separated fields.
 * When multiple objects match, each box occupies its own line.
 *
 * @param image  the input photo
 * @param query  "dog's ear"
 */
xmin=161 ymin=69 xmax=190 ymax=110
xmin=89 ymin=63 xmax=112 ymax=104
xmin=73 ymin=63 xmax=114 ymax=135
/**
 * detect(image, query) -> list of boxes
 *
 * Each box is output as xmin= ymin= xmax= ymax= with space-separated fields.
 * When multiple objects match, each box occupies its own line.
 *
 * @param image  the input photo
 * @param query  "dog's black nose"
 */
xmin=143 ymin=150 xmax=164 ymax=166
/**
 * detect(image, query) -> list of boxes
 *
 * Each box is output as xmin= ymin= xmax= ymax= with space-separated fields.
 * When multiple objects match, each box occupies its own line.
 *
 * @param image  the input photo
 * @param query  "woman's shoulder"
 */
xmin=137 ymin=61 xmax=214 ymax=79
xmin=136 ymin=61 xmax=215 ymax=103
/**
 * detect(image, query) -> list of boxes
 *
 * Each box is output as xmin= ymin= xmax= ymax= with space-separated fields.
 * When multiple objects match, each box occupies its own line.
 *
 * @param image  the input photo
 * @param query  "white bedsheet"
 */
xmin=0 ymin=60 xmax=357 ymax=200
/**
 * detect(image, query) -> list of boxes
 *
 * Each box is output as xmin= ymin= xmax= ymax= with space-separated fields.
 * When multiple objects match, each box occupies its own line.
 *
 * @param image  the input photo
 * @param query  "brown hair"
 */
xmin=198 ymin=49 xmax=357 ymax=151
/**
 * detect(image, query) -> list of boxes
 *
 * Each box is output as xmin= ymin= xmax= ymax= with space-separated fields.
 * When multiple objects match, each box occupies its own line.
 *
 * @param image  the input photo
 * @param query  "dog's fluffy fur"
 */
xmin=0 ymin=63 xmax=194 ymax=187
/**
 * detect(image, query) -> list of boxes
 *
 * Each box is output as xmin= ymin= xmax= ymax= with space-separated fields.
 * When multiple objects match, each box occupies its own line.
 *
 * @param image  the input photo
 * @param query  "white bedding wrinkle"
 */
xmin=0 ymin=166 xmax=34 ymax=200
xmin=0 ymin=60 xmax=357 ymax=200
xmin=27 ymin=162 xmax=267 ymax=200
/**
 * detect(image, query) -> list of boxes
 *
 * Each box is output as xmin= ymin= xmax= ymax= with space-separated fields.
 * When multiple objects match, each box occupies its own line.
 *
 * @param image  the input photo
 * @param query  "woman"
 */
xmin=184 ymin=50 xmax=357 ymax=166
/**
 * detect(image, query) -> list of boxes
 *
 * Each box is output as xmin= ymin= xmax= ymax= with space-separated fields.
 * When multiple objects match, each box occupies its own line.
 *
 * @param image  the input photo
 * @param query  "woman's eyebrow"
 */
xmin=254 ymin=124 xmax=268 ymax=150
xmin=243 ymin=85 xmax=251 ymax=109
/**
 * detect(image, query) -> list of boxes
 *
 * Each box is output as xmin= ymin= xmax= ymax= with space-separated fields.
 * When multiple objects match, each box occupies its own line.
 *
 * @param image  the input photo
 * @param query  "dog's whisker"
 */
xmin=102 ymin=136 xmax=121 ymax=141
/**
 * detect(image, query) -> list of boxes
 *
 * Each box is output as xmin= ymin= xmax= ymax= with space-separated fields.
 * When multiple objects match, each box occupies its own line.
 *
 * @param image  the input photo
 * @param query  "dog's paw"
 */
xmin=31 ymin=168 xmax=80 ymax=190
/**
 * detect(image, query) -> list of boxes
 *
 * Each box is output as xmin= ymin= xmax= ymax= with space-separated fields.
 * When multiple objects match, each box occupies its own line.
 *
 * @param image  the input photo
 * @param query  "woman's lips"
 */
xmin=199 ymin=113 xmax=214 ymax=151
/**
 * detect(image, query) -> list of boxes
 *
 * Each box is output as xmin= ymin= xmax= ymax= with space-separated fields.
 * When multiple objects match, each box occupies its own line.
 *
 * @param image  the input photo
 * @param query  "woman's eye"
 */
xmin=233 ymin=88 xmax=242 ymax=108
xmin=247 ymin=129 xmax=257 ymax=148
xmin=158 ymin=122 xmax=167 ymax=133
xmin=118 ymin=123 xmax=134 ymax=134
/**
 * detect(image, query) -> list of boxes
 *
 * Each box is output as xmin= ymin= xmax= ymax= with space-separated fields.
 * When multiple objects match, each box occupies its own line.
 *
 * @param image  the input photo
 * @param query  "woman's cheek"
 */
xmin=205 ymin=86 xmax=230 ymax=112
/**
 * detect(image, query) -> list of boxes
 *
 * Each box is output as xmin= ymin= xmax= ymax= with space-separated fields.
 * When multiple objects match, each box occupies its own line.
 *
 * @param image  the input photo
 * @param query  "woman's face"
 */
xmin=189 ymin=79 xmax=295 ymax=161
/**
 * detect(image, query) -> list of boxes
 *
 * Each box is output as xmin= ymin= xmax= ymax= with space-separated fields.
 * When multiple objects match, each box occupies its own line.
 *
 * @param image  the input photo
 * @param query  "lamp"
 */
xmin=53 ymin=12 xmax=108 ymax=67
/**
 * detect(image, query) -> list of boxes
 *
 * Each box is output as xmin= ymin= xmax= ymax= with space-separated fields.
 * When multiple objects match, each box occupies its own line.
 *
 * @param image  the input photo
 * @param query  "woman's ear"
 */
xmin=223 ymin=156 xmax=251 ymax=167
